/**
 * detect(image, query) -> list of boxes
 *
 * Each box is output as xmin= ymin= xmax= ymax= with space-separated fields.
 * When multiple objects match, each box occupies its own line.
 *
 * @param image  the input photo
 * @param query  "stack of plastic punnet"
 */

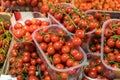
xmin=32 ymin=24 xmax=87 ymax=80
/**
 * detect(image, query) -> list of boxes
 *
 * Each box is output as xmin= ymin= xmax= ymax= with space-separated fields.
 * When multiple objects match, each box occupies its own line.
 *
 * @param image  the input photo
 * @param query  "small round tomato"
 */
xmin=40 ymin=64 xmax=46 ymax=71
xmin=70 ymin=49 xmax=79 ymax=56
xmin=61 ymin=53 xmax=70 ymax=63
xmin=72 ymin=37 xmax=82 ymax=46
xmin=44 ymin=70 xmax=49 ymax=76
xmin=54 ymin=12 xmax=63 ymax=20
xmin=116 ymin=54 xmax=120 ymax=62
xmin=74 ymin=52 xmax=83 ymax=61
xmin=56 ymin=64 xmax=64 ymax=69
xmin=89 ymin=22 xmax=98 ymax=30
xmin=65 ymin=41 xmax=74 ymax=48
xmin=44 ymin=34 xmax=51 ymax=43
xmin=36 ymin=58 xmax=42 ymax=64
xmin=17 ymin=75 xmax=23 ymax=80
xmin=35 ymin=32 xmax=43 ymax=43
xmin=25 ymin=19 xmax=32 ymax=26
xmin=61 ymin=45 xmax=70 ymax=54
xmin=31 ymin=52 xmax=37 ymax=58
xmin=40 ymin=42 xmax=48 ymax=51
xmin=22 ymin=51 xmax=31 ymax=57
xmin=104 ymin=28 xmax=113 ymax=38
xmin=28 ymin=70 xmax=36 ymax=76
xmin=107 ymin=53 xmax=115 ymax=61
xmin=104 ymin=46 xmax=111 ymax=54
xmin=47 ymin=46 xmax=55 ymax=56
xmin=72 ymin=61 xmax=79 ymax=66
xmin=44 ymin=75 xmax=51 ymax=80
xmin=66 ymin=24 xmax=75 ymax=32
xmin=53 ymin=41 xmax=63 ymax=50
xmin=88 ymin=70 xmax=97 ymax=78
xmin=107 ymin=38 xmax=115 ymax=47
xmin=75 ymin=29 xmax=85 ymax=39
xmin=60 ymin=72 xmax=68 ymax=79
xmin=14 ymin=22 xmax=23 ymax=29
xmin=96 ymin=65 xmax=103 ymax=73
xmin=30 ymin=59 xmax=37 ymax=65
xmin=22 ymin=55 xmax=30 ymax=63
xmin=94 ymin=28 xmax=102 ymax=36
xmin=66 ymin=59 xmax=73 ymax=67
xmin=53 ymin=57 xmax=61 ymax=65
xmin=51 ymin=34 xmax=59 ymax=43
xmin=28 ymin=75 xmax=39 ymax=80
xmin=11 ymin=49 xmax=18 ymax=57
xmin=29 ymin=65 xmax=37 ymax=71
xmin=116 ymin=40 xmax=120 ymax=49
xmin=53 ymin=54 xmax=61 ymax=58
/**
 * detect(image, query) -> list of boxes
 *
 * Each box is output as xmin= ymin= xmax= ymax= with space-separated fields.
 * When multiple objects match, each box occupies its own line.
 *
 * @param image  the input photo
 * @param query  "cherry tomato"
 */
xmin=61 ymin=45 xmax=70 ymax=54
xmin=72 ymin=37 xmax=82 ymax=46
xmin=74 ymin=52 xmax=83 ymax=61
xmin=61 ymin=53 xmax=70 ymax=63
xmin=47 ymin=46 xmax=55 ymax=56
xmin=107 ymin=38 xmax=115 ymax=47
xmin=40 ymin=42 xmax=48 ymax=51
xmin=56 ymin=64 xmax=64 ymax=69
xmin=75 ymin=29 xmax=85 ymax=39
xmin=53 ymin=41 xmax=63 ymax=50
xmin=66 ymin=59 xmax=73 ymax=67
xmin=53 ymin=57 xmax=61 ymax=65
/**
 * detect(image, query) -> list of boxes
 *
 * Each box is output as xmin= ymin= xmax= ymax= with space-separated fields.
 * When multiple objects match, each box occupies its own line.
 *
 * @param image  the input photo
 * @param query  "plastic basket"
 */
xmin=9 ymin=12 xmax=51 ymax=42
xmin=101 ymin=19 xmax=120 ymax=78
xmin=32 ymin=24 xmax=87 ymax=80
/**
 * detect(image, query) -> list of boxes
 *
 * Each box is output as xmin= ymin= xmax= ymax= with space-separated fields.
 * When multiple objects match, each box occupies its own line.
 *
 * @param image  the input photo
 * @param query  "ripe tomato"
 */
xmin=61 ymin=53 xmax=70 ymax=63
xmin=22 ymin=51 xmax=31 ymax=57
xmin=60 ymin=72 xmax=68 ymax=79
xmin=96 ymin=65 xmax=103 ymax=73
xmin=28 ymin=70 xmax=36 ymax=76
xmin=66 ymin=24 xmax=75 ymax=32
xmin=0 ymin=53 xmax=5 ymax=63
xmin=104 ymin=28 xmax=113 ymax=38
xmin=65 ymin=41 xmax=74 ymax=48
xmin=44 ymin=34 xmax=51 ymax=43
xmin=30 ymin=59 xmax=37 ymax=65
xmin=53 ymin=57 xmax=61 ymax=65
xmin=25 ymin=19 xmax=32 ymax=26
xmin=36 ymin=58 xmax=42 ymax=64
xmin=31 ymin=52 xmax=37 ymax=58
xmin=70 ymin=49 xmax=79 ymax=56
xmin=28 ymin=75 xmax=39 ymax=80
xmin=40 ymin=42 xmax=48 ymax=51
xmin=35 ymin=32 xmax=43 ymax=43
xmin=40 ymin=64 xmax=46 ymax=71
xmin=22 ymin=55 xmax=30 ymax=63
xmin=53 ymin=41 xmax=63 ymax=50
xmin=61 ymin=45 xmax=70 ymax=54
xmin=75 ymin=29 xmax=85 ymax=39
xmin=14 ymin=22 xmax=23 ymax=29
xmin=72 ymin=61 xmax=79 ymax=66
xmin=44 ymin=75 xmax=51 ymax=80
xmin=51 ymin=34 xmax=59 ymax=43
xmin=44 ymin=70 xmax=49 ymax=76
xmin=74 ymin=52 xmax=83 ymax=61
xmin=66 ymin=59 xmax=73 ymax=67
xmin=72 ymin=37 xmax=82 ymax=46
xmin=107 ymin=38 xmax=115 ymax=47
xmin=47 ymin=46 xmax=55 ymax=56
xmin=56 ymin=64 xmax=64 ymax=69
xmin=54 ymin=12 xmax=63 ymax=20
xmin=116 ymin=40 xmax=120 ymax=49
xmin=89 ymin=22 xmax=98 ymax=30
xmin=29 ymin=65 xmax=37 ymax=71
xmin=88 ymin=70 xmax=97 ymax=78
xmin=104 ymin=46 xmax=111 ymax=53
xmin=53 ymin=54 xmax=61 ymax=58
xmin=116 ymin=54 xmax=120 ymax=62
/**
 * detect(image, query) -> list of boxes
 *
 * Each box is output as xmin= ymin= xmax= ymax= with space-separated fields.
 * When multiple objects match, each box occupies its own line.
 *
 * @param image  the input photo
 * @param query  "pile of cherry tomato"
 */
xmin=9 ymin=42 xmax=40 ymax=80
xmin=34 ymin=25 xmax=85 ymax=80
xmin=103 ymin=20 xmax=120 ymax=69
xmin=0 ymin=15 xmax=12 ymax=74
xmin=11 ymin=19 xmax=49 ymax=42
xmin=73 ymin=0 xmax=120 ymax=11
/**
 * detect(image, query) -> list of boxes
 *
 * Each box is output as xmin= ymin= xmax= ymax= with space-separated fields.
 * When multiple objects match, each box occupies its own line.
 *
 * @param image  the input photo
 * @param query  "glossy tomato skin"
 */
xmin=107 ymin=38 xmax=115 ymax=47
xmin=72 ymin=37 xmax=82 ymax=46
xmin=116 ymin=40 xmax=120 ymax=49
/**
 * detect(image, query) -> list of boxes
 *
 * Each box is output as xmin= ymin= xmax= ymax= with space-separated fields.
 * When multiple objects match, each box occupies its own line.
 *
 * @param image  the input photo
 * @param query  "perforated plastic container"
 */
xmin=32 ymin=24 xmax=87 ymax=80
xmin=9 ymin=12 xmax=51 ymax=42
xmin=101 ymin=19 xmax=120 ymax=78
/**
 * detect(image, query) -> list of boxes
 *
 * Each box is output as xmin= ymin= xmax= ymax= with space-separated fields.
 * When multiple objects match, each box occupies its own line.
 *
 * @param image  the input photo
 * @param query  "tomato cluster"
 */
xmin=48 ymin=4 xmax=100 ymax=34
xmin=9 ymin=42 xmax=41 ymax=80
xmin=82 ymin=55 xmax=109 ymax=80
xmin=0 ymin=16 xmax=12 ymax=73
xmin=11 ymin=19 xmax=49 ymax=42
xmin=74 ymin=0 xmax=120 ymax=11
xmin=103 ymin=20 xmax=120 ymax=69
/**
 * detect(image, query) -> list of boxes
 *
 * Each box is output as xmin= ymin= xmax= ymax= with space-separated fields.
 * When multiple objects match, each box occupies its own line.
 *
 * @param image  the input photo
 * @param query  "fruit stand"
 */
xmin=0 ymin=0 xmax=120 ymax=80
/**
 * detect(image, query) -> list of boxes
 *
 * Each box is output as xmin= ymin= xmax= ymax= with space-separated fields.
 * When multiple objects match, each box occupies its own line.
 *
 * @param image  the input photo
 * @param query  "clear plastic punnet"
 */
xmin=48 ymin=3 xmax=96 ymax=35
xmin=32 ymin=24 xmax=87 ymax=80
xmin=9 ymin=12 xmax=51 ymax=42
xmin=101 ymin=19 xmax=120 ymax=78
